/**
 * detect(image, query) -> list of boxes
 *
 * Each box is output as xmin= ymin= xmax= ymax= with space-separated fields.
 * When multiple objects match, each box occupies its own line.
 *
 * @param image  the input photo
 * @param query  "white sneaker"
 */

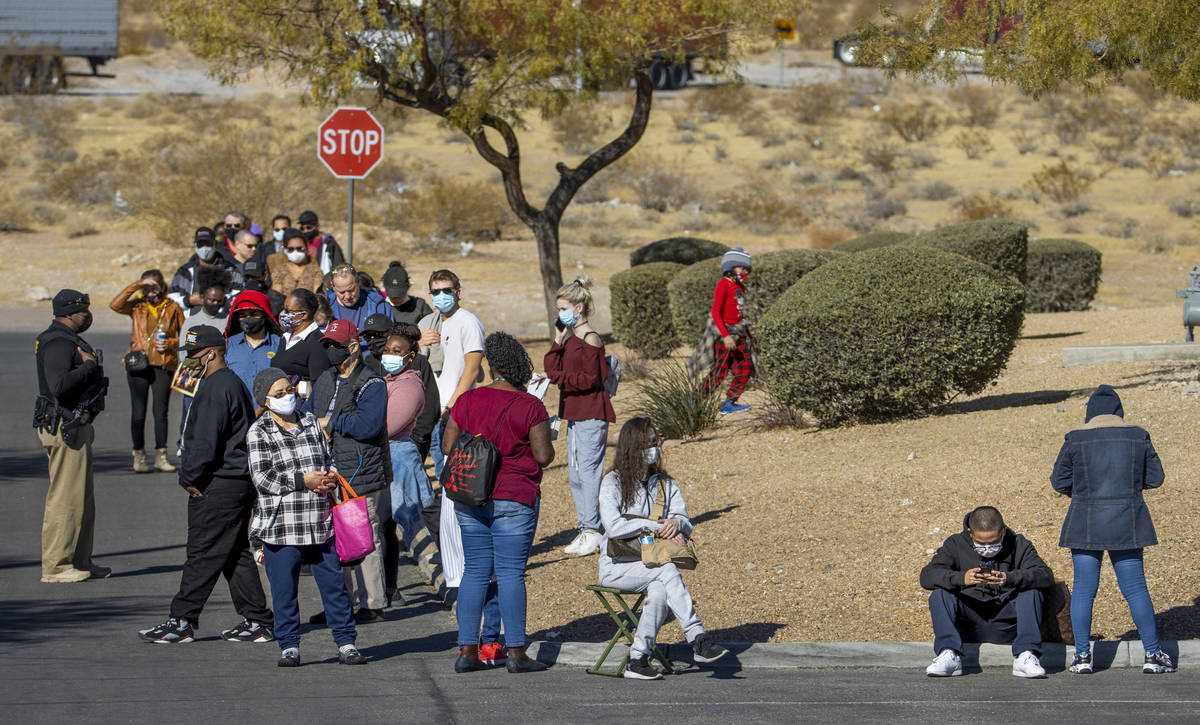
xmin=1012 ymin=650 xmax=1046 ymax=678
xmin=926 ymin=649 xmax=963 ymax=677
xmin=572 ymin=530 xmax=603 ymax=556
xmin=562 ymin=531 xmax=587 ymax=556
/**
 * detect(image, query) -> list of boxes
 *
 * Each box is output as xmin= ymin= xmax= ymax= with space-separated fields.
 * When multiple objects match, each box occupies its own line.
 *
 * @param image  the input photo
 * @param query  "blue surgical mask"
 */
xmin=558 ymin=308 xmax=579 ymax=328
xmin=381 ymin=353 xmax=407 ymax=374
xmin=272 ymin=229 xmax=285 ymax=242
xmin=431 ymin=290 xmax=455 ymax=313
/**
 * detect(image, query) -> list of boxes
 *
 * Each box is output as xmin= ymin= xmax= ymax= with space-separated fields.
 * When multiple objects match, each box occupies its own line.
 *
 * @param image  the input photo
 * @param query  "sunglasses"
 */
xmin=321 ymin=341 xmax=348 ymax=350
xmin=300 ymin=223 xmax=318 ymax=231
xmin=429 ymin=287 xmax=455 ymax=296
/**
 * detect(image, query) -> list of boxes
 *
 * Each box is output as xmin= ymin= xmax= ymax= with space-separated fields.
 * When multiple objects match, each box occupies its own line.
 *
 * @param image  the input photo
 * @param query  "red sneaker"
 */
xmin=479 ymin=642 xmax=507 ymax=667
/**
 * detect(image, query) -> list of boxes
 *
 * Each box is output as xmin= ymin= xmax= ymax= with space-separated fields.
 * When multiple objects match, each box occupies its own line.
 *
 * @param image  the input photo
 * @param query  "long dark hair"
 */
xmin=610 ymin=417 xmax=664 ymax=511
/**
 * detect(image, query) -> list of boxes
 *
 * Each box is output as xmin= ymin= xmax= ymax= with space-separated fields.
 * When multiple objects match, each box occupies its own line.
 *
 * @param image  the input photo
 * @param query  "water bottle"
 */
xmin=155 ymin=322 xmax=167 ymax=346
xmin=639 ymin=533 xmax=654 ymax=546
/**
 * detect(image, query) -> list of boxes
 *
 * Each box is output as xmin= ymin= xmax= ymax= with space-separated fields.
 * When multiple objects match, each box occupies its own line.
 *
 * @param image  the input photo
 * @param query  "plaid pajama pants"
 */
xmin=705 ymin=334 xmax=753 ymax=402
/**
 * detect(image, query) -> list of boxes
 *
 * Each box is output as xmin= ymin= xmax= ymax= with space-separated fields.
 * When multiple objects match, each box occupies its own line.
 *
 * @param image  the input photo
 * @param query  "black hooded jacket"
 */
xmin=920 ymin=511 xmax=1054 ymax=604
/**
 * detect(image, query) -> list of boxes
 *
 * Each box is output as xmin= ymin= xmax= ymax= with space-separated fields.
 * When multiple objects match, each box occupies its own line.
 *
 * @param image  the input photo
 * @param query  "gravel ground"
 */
xmin=519 ymin=304 xmax=1200 ymax=644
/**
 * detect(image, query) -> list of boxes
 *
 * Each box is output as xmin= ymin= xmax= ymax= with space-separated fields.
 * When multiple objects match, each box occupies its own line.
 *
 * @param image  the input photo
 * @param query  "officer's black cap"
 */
xmin=52 ymin=289 xmax=90 ymax=317
xmin=297 ymin=210 xmax=318 ymax=225
xmin=178 ymin=325 xmax=227 ymax=352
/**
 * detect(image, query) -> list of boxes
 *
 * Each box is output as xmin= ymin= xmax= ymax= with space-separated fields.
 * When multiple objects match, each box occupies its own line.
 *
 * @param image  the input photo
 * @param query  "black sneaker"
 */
xmin=139 ymin=617 xmax=195 ymax=644
xmin=692 ymin=634 xmax=729 ymax=664
xmin=1069 ymin=651 xmax=1093 ymax=674
xmin=354 ymin=608 xmax=386 ymax=624
xmin=1144 ymin=651 xmax=1176 ymax=674
xmin=277 ymin=648 xmax=301 ymax=667
xmin=338 ymin=644 xmax=368 ymax=665
xmin=221 ymin=618 xmax=275 ymax=643
xmin=623 ymin=655 xmax=663 ymax=680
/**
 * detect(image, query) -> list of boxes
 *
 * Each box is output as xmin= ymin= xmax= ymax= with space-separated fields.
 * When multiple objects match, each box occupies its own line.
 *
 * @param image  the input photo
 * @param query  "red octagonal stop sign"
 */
xmin=318 ymin=107 xmax=385 ymax=179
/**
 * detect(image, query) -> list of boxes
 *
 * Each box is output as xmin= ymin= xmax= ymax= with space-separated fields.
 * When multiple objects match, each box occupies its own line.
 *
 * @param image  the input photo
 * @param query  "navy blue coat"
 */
xmin=1050 ymin=386 xmax=1164 ymax=550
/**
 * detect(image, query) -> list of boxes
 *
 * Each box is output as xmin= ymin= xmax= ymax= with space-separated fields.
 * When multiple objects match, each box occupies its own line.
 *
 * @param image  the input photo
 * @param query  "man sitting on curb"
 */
xmin=920 ymin=506 xmax=1054 ymax=678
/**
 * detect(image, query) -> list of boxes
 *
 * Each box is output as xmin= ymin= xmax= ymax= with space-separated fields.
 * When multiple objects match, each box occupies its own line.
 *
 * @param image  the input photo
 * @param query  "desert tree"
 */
xmin=162 ymin=0 xmax=772 ymax=327
xmin=854 ymin=0 xmax=1200 ymax=101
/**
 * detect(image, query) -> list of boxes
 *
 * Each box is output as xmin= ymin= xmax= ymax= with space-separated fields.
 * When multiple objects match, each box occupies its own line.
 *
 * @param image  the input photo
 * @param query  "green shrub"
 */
xmin=630 ymin=237 xmax=727 ymax=267
xmin=833 ymin=231 xmax=911 ymax=253
xmin=758 ymin=246 xmax=1025 ymax=426
xmin=911 ymin=219 xmax=1029 ymax=284
xmin=610 ymin=262 xmax=685 ymax=357
xmin=1025 ymin=238 xmax=1102 ymax=312
xmin=667 ymin=249 xmax=840 ymax=347
xmin=632 ymin=361 xmax=723 ymax=440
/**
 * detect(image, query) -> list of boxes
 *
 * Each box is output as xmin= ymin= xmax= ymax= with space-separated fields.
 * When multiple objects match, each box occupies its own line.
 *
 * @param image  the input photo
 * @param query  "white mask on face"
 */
xmin=195 ymin=245 xmax=216 ymax=262
xmin=267 ymin=393 xmax=298 ymax=417
xmin=286 ymin=250 xmax=307 ymax=264
xmin=643 ymin=446 xmax=660 ymax=465
xmin=273 ymin=229 xmax=285 ymax=242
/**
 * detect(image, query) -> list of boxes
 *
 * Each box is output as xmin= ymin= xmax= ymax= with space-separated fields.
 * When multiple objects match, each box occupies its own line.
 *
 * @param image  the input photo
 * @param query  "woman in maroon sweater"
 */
xmin=544 ymin=277 xmax=615 ymax=557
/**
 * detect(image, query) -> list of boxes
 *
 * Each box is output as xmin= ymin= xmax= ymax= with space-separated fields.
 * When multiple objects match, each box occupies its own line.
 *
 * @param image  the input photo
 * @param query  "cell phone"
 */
xmin=979 ymin=565 xmax=995 ymax=576
xmin=554 ymin=318 xmax=565 ymax=332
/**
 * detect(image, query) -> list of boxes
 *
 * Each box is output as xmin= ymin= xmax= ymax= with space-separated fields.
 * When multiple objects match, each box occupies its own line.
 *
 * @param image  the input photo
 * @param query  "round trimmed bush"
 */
xmin=758 ymin=246 xmax=1026 ymax=426
xmin=1025 ymin=238 xmax=1102 ymax=312
xmin=833 ymin=230 xmax=911 ymax=253
xmin=667 ymin=249 xmax=840 ymax=347
xmin=610 ymin=262 xmax=685 ymax=357
xmin=911 ymin=219 xmax=1028 ymax=284
xmin=630 ymin=237 xmax=728 ymax=267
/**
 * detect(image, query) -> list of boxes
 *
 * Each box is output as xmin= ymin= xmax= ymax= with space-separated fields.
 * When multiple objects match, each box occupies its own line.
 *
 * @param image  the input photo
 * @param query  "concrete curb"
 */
xmin=527 ymin=640 xmax=1200 ymax=671
xmin=400 ymin=523 xmax=1199 ymax=672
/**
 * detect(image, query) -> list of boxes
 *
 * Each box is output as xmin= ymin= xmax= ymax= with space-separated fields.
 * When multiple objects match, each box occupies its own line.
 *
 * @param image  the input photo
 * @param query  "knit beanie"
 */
xmin=721 ymin=247 xmax=751 ymax=273
xmin=252 ymin=368 xmax=288 ymax=407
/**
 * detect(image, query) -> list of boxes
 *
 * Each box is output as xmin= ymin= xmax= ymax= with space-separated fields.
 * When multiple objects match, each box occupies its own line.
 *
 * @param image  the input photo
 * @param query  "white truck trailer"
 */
xmin=1 ymin=0 xmax=119 ymax=94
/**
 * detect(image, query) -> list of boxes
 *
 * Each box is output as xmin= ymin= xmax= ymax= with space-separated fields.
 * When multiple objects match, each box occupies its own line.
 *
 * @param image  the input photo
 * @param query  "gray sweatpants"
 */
xmin=598 ymin=557 xmax=704 ymax=658
xmin=566 ymin=419 xmax=608 ymax=531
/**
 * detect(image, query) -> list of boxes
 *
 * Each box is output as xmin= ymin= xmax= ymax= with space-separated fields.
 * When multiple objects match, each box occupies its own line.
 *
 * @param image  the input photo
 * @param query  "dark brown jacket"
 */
xmin=109 ymin=281 xmax=184 ymax=371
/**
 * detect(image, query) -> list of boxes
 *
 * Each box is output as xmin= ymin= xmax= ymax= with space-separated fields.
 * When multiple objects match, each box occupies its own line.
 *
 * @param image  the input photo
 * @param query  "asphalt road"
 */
xmin=2 ymin=331 xmax=1199 ymax=724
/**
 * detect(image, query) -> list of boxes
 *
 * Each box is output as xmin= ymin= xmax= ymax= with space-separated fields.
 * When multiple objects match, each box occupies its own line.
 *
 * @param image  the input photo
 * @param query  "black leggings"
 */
xmin=128 ymin=365 xmax=172 ymax=450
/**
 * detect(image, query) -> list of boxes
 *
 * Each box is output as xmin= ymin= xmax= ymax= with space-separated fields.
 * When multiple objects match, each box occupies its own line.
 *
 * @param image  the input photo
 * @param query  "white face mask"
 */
xmin=273 ymin=229 xmax=285 ymax=242
xmin=643 ymin=446 xmax=660 ymax=465
xmin=285 ymin=249 xmax=307 ymax=264
xmin=267 ymin=393 xmax=298 ymax=417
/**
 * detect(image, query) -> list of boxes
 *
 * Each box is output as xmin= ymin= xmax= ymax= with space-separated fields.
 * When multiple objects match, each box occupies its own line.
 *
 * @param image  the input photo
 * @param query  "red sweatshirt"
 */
xmin=711 ymin=276 xmax=745 ymax=337
xmin=543 ymin=336 xmax=616 ymax=422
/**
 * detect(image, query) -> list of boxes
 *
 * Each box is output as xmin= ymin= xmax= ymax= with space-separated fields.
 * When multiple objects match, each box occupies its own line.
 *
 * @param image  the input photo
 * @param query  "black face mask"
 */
xmin=302 ymin=229 xmax=319 ymax=242
xmin=75 ymin=310 xmax=93 ymax=334
xmin=202 ymin=302 xmax=223 ymax=316
xmin=367 ymin=337 xmax=387 ymax=359
xmin=326 ymin=345 xmax=351 ymax=367
xmin=240 ymin=315 xmax=266 ymax=335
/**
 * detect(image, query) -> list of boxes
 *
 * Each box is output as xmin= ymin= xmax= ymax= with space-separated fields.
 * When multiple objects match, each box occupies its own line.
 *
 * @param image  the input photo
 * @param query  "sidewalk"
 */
xmin=406 ymin=521 xmax=1199 ymax=671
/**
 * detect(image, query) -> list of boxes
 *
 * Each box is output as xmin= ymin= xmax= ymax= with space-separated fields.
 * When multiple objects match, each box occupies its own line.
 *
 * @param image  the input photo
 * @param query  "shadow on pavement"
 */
xmin=358 ymin=626 xmax=457 ymax=662
xmin=0 ymin=450 xmax=140 ymax=479
xmin=1120 ymin=596 xmax=1200 ymax=644
xmin=0 ymin=595 xmax=161 ymax=644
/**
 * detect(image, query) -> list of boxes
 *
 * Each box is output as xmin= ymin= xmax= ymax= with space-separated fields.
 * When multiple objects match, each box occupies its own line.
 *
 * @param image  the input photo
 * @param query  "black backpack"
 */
xmin=440 ymin=397 xmax=517 ymax=507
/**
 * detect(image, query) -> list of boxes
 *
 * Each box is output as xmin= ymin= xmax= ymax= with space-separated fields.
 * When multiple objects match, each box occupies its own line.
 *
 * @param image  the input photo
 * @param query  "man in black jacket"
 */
xmin=34 ymin=290 xmax=110 ymax=583
xmin=138 ymin=325 xmax=274 ymax=645
xmin=920 ymin=506 xmax=1054 ymax=678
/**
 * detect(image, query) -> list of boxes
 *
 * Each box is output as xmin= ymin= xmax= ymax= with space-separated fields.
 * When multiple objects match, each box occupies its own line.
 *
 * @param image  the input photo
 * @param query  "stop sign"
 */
xmin=317 ymin=107 xmax=385 ymax=179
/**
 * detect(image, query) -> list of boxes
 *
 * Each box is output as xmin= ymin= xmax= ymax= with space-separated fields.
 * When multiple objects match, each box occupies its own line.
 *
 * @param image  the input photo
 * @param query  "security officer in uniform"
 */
xmin=33 ymin=289 xmax=110 ymax=583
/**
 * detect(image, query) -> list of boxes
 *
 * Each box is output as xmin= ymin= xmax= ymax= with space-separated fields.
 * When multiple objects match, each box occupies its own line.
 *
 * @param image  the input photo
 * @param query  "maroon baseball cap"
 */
xmin=321 ymin=319 xmax=359 ymax=345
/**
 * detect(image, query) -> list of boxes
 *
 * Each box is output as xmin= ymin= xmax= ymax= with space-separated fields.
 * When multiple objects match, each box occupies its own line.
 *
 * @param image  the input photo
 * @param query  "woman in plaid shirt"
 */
xmin=246 ymin=368 xmax=366 ymax=667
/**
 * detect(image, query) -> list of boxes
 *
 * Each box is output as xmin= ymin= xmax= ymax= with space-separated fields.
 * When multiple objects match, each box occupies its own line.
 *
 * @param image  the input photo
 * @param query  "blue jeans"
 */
xmin=455 ymin=498 xmax=540 ymax=648
xmin=263 ymin=539 xmax=357 ymax=651
xmin=389 ymin=437 xmax=434 ymax=545
xmin=1071 ymin=548 xmax=1159 ymax=655
xmin=928 ymin=588 xmax=1043 ymax=657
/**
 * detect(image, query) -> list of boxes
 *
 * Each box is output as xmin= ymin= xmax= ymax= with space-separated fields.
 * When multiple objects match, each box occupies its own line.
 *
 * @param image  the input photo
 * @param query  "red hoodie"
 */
xmin=224 ymin=290 xmax=282 ymax=338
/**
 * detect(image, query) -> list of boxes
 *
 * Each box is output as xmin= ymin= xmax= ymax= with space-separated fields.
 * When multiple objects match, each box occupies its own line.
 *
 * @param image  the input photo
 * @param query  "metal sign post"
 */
xmin=347 ymin=179 xmax=355 ymax=264
xmin=774 ymin=19 xmax=795 ymax=88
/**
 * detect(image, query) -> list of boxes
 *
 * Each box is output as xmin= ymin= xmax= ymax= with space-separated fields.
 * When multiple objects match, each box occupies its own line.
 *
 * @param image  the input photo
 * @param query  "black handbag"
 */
xmin=439 ymin=397 xmax=517 ymax=507
xmin=123 ymin=349 xmax=149 ymax=372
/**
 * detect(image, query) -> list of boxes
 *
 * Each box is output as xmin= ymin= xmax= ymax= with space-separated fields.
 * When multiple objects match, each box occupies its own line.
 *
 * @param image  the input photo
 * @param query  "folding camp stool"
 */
xmin=585 ymin=585 xmax=674 ymax=676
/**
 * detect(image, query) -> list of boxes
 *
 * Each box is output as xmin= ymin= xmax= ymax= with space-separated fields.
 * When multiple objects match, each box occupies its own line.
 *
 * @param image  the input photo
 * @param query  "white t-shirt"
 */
xmin=434 ymin=307 xmax=485 ymax=409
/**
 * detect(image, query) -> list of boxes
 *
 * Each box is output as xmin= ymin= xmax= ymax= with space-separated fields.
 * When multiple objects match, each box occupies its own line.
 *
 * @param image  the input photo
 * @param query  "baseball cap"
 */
xmin=297 ymin=210 xmax=319 ymax=225
xmin=321 ymin=319 xmax=359 ymax=346
xmin=178 ymin=324 xmax=226 ymax=352
xmin=194 ymin=227 xmax=214 ymax=245
xmin=381 ymin=261 xmax=411 ymax=299
xmin=361 ymin=313 xmax=392 ymax=335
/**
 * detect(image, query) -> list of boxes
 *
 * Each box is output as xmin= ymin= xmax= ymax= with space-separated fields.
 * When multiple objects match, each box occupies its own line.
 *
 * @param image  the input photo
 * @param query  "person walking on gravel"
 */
xmin=1051 ymin=384 xmax=1175 ymax=675
xmin=920 ymin=506 xmax=1054 ymax=679
xmin=597 ymin=417 xmax=728 ymax=680
xmin=109 ymin=270 xmax=184 ymax=474
xmin=544 ymin=277 xmax=614 ymax=558
xmin=688 ymin=247 xmax=754 ymax=415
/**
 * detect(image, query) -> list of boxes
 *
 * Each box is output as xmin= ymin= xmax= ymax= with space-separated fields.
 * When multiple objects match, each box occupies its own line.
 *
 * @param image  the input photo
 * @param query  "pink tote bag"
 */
xmin=331 ymin=474 xmax=376 ymax=565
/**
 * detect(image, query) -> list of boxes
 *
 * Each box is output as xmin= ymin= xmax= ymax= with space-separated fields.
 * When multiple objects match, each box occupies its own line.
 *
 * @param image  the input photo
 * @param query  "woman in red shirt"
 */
xmin=544 ymin=277 xmax=615 ymax=558
xmin=442 ymin=332 xmax=555 ymax=674
xmin=708 ymin=248 xmax=753 ymax=414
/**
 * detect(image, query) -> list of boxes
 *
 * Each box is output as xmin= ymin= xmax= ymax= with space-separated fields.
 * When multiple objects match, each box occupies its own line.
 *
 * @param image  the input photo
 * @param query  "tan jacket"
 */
xmin=109 ymin=281 xmax=184 ymax=371
xmin=267 ymin=252 xmax=325 ymax=295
